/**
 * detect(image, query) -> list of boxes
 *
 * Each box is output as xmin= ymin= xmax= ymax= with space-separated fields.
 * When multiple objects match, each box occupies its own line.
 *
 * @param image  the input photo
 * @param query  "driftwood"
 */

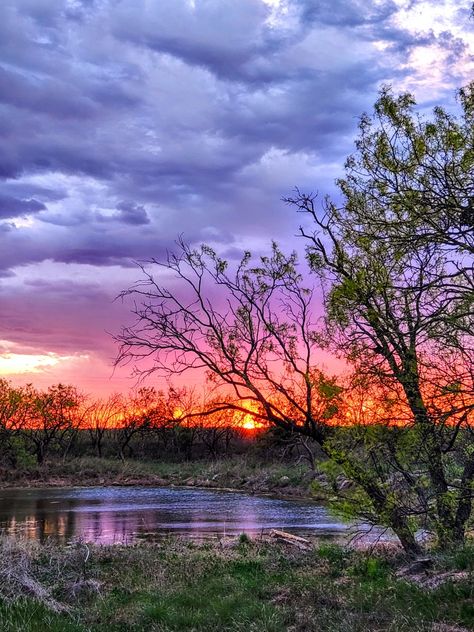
xmin=268 ymin=530 xmax=311 ymax=550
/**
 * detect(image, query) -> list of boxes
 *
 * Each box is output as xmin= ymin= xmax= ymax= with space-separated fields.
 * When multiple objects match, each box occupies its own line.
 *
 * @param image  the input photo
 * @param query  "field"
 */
xmin=0 ymin=535 xmax=473 ymax=631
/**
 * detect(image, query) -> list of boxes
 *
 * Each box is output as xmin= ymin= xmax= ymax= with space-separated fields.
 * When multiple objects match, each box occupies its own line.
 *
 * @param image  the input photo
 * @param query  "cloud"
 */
xmin=0 ymin=195 xmax=46 ymax=219
xmin=0 ymin=0 xmax=471 ymax=391
xmin=98 ymin=201 xmax=151 ymax=226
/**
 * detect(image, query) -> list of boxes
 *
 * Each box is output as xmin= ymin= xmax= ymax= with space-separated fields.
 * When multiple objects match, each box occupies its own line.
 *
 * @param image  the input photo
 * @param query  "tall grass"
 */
xmin=0 ymin=536 xmax=473 ymax=631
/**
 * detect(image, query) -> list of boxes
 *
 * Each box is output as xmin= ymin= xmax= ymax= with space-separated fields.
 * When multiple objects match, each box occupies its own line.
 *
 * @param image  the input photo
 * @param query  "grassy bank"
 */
xmin=0 ymin=456 xmax=315 ymax=498
xmin=0 ymin=535 xmax=473 ymax=631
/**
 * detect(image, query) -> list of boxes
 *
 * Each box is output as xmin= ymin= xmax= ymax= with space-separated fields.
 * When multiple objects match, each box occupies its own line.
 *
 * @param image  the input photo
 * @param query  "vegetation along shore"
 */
xmin=0 ymin=535 xmax=473 ymax=632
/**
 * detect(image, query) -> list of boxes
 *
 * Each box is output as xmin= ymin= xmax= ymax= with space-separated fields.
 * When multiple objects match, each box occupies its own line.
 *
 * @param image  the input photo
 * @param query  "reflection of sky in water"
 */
xmin=0 ymin=487 xmax=389 ymax=545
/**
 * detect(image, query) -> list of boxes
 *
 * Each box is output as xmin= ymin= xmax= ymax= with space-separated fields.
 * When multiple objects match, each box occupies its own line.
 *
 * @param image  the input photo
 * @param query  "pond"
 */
xmin=0 ymin=486 xmax=387 ymax=545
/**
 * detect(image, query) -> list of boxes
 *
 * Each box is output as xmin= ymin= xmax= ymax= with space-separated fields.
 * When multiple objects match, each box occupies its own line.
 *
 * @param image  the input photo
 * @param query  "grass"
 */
xmin=0 ymin=455 xmax=313 ymax=498
xmin=0 ymin=536 xmax=473 ymax=631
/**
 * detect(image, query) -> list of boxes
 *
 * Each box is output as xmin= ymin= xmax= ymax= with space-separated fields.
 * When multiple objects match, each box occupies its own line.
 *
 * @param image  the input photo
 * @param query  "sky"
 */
xmin=0 ymin=0 xmax=472 ymax=395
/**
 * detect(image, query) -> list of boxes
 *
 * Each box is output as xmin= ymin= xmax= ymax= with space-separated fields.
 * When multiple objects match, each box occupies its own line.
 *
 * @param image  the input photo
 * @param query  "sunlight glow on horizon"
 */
xmin=0 ymin=342 xmax=90 ymax=377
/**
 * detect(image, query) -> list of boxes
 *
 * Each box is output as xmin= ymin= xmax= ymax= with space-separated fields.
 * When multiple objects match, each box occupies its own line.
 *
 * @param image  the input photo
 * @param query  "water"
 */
xmin=0 ymin=486 xmax=381 ymax=545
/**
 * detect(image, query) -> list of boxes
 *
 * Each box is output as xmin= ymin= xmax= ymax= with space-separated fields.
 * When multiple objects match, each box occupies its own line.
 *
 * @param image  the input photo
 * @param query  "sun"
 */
xmin=234 ymin=401 xmax=266 ymax=431
xmin=241 ymin=415 xmax=257 ymax=430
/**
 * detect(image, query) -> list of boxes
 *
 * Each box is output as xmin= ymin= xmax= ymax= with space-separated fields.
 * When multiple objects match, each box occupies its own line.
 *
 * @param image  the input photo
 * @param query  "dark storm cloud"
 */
xmin=0 ymin=65 xmax=97 ymax=120
xmin=112 ymin=202 xmax=150 ymax=226
xmin=296 ymin=0 xmax=399 ymax=27
xmin=109 ymin=0 xmax=277 ymax=84
xmin=0 ymin=195 xmax=45 ymax=219
xmin=0 ymin=0 xmax=468 ymax=265
xmin=0 ymin=0 xmax=471 ymax=369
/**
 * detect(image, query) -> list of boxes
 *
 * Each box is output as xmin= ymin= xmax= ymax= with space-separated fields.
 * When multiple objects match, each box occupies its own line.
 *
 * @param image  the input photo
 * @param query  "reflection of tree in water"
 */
xmin=33 ymin=497 xmax=77 ymax=543
xmin=0 ymin=488 xmax=350 ymax=544
xmin=0 ymin=493 xmax=77 ymax=543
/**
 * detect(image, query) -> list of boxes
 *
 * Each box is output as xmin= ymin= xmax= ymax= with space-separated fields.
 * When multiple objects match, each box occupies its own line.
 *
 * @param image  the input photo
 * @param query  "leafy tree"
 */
xmin=0 ymin=379 xmax=31 ymax=467
xmin=286 ymin=84 xmax=474 ymax=552
xmin=26 ymin=384 xmax=83 ymax=464
xmin=116 ymin=86 xmax=474 ymax=555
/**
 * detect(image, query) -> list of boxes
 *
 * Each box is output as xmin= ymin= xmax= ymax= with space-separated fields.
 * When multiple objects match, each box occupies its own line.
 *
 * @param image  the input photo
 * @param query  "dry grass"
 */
xmin=0 ymin=537 xmax=103 ymax=614
xmin=0 ymin=455 xmax=313 ymax=497
xmin=0 ymin=536 xmax=473 ymax=631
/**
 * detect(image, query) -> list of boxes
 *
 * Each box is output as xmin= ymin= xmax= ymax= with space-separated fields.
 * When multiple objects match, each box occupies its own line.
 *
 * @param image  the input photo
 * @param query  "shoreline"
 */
xmin=0 ymin=456 xmax=319 ymax=501
xmin=0 ymin=480 xmax=321 ymax=505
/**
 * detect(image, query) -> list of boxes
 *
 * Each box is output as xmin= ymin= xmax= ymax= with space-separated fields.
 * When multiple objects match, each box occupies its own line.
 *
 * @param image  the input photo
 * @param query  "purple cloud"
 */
xmin=0 ymin=0 xmax=471 ymax=391
xmin=0 ymin=194 xmax=45 ymax=219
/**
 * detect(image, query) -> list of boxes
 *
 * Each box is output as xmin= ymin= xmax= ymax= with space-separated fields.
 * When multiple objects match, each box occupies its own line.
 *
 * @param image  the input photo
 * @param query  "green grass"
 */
xmin=0 ymin=537 xmax=473 ymax=631
xmin=0 ymin=455 xmax=313 ymax=498
xmin=0 ymin=600 xmax=85 ymax=632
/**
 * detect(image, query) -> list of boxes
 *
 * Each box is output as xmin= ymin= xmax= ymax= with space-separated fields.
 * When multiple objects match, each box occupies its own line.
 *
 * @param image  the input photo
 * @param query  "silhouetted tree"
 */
xmin=116 ymin=239 xmax=340 ymax=445
xmin=26 ymin=384 xmax=83 ymax=464
xmin=84 ymin=393 xmax=123 ymax=458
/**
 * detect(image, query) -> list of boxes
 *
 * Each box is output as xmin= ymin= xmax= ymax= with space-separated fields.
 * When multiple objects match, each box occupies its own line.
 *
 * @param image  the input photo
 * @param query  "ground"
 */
xmin=0 ymin=456 xmax=316 ymax=499
xmin=0 ymin=535 xmax=473 ymax=631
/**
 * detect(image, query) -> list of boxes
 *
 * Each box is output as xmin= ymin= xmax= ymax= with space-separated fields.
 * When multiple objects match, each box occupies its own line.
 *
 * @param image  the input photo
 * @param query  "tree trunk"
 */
xmin=402 ymin=379 xmax=456 ymax=549
xmin=391 ymin=520 xmax=422 ymax=557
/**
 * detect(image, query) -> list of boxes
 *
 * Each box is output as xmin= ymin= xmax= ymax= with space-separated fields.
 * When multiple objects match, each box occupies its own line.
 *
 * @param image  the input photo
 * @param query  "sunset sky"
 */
xmin=0 ymin=0 xmax=472 ymax=395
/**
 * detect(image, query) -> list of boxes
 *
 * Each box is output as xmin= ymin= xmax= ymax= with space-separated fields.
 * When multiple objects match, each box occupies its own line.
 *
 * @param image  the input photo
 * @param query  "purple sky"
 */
xmin=0 ymin=0 xmax=472 ymax=394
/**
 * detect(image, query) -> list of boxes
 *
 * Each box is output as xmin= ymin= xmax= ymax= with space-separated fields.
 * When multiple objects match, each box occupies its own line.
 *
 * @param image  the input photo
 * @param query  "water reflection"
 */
xmin=0 ymin=486 xmax=353 ymax=544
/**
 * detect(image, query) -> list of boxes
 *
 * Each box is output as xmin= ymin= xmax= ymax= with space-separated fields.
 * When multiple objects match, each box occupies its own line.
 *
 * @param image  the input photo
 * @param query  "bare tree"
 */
xmin=84 ymin=394 xmax=123 ymax=458
xmin=116 ymin=239 xmax=340 ymax=444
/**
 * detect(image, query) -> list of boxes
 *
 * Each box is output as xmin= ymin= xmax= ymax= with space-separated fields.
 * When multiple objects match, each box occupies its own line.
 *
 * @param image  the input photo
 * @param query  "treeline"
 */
xmin=0 ymin=379 xmax=313 ymax=467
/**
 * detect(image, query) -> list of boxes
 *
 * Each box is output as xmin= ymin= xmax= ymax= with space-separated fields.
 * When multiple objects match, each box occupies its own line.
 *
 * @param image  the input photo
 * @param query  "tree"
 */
xmin=116 ymin=239 xmax=340 ymax=444
xmin=26 ymin=384 xmax=83 ymax=464
xmin=84 ymin=394 xmax=123 ymax=458
xmin=116 ymin=237 xmax=430 ymax=553
xmin=0 ymin=380 xmax=31 ymax=467
xmin=286 ymin=84 xmax=474 ymax=551
xmin=116 ymin=87 xmax=474 ymax=555
xmin=328 ymin=83 xmax=474 ymax=260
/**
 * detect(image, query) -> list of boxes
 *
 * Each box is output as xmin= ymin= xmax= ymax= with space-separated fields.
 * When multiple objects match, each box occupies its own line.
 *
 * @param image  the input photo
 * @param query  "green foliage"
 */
xmin=442 ymin=544 xmax=474 ymax=571
xmin=286 ymin=82 xmax=474 ymax=555
xmin=315 ymin=543 xmax=349 ymax=573
xmin=0 ymin=600 xmax=86 ymax=632
xmin=349 ymin=555 xmax=390 ymax=581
